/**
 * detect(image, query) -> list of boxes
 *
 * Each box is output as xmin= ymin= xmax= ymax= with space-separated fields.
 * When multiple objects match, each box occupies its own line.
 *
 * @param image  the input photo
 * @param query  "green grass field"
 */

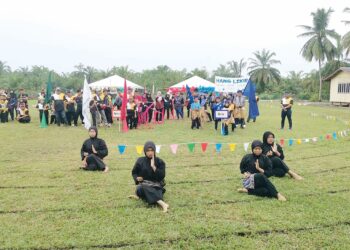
xmin=1 ymin=101 xmax=350 ymax=249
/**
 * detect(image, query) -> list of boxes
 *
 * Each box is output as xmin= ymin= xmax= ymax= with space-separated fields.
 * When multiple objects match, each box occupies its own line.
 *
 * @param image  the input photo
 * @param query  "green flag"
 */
xmin=45 ymin=72 xmax=52 ymax=104
xmin=187 ymin=143 xmax=195 ymax=153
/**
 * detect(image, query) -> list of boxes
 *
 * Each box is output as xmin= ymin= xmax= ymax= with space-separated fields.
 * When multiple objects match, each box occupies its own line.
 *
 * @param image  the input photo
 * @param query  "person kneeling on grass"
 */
xmin=80 ymin=126 xmax=109 ymax=172
xmin=238 ymin=140 xmax=286 ymax=201
xmin=129 ymin=141 xmax=169 ymax=212
xmin=262 ymin=131 xmax=303 ymax=180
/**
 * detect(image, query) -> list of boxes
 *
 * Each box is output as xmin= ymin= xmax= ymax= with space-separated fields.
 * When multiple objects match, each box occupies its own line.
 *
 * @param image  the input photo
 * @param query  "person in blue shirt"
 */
xmin=190 ymin=96 xmax=201 ymax=129
xmin=212 ymin=97 xmax=223 ymax=130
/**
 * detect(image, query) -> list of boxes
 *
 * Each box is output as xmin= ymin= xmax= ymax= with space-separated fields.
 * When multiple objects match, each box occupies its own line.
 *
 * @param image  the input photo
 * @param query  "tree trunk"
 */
xmin=318 ymin=59 xmax=322 ymax=102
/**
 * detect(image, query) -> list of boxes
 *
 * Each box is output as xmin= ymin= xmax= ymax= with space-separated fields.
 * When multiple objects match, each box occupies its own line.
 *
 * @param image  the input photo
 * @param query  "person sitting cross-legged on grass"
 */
xmin=80 ymin=126 xmax=109 ymax=172
xmin=262 ymin=131 xmax=303 ymax=180
xmin=238 ymin=140 xmax=286 ymax=201
xmin=129 ymin=141 xmax=169 ymax=212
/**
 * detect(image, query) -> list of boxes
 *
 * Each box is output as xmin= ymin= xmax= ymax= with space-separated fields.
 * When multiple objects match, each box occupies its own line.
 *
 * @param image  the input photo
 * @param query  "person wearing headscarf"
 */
xmin=130 ymin=141 xmax=169 ymax=212
xmin=262 ymin=131 xmax=303 ymax=180
xmin=238 ymin=140 xmax=286 ymax=201
xmin=80 ymin=126 xmax=109 ymax=172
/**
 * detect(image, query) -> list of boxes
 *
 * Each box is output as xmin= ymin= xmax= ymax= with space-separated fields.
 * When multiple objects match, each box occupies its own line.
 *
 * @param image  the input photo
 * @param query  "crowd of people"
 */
xmin=0 ymin=88 xmax=294 ymax=134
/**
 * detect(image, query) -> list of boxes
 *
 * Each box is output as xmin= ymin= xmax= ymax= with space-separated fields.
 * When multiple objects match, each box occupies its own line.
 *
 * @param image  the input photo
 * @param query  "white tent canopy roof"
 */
xmin=89 ymin=75 xmax=143 ymax=89
xmin=169 ymin=76 xmax=217 ymax=89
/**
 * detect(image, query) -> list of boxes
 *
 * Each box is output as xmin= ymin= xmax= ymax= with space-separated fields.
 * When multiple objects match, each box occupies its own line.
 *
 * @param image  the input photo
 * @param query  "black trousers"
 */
xmin=214 ymin=119 xmax=220 ymax=130
xmin=127 ymin=115 xmax=137 ymax=129
xmin=8 ymin=108 xmax=15 ymax=121
xmin=0 ymin=112 xmax=8 ymax=123
xmin=50 ymin=115 xmax=56 ymax=124
xmin=281 ymin=109 xmax=292 ymax=129
xmin=91 ymin=112 xmax=97 ymax=127
xmin=84 ymin=154 xmax=106 ymax=171
xmin=248 ymin=173 xmax=278 ymax=198
xmin=156 ymin=108 xmax=164 ymax=122
xmin=235 ymin=118 xmax=245 ymax=128
xmin=165 ymin=106 xmax=170 ymax=119
xmin=270 ymin=157 xmax=290 ymax=177
xmin=66 ymin=111 xmax=75 ymax=126
xmin=148 ymin=109 xmax=153 ymax=123
xmin=18 ymin=116 xmax=31 ymax=123
xmin=74 ymin=108 xmax=84 ymax=126
xmin=136 ymin=184 xmax=164 ymax=204
xmin=105 ymin=107 xmax=113 ymax=124
xmin=191 ymin=118 xmax=200 ymax=129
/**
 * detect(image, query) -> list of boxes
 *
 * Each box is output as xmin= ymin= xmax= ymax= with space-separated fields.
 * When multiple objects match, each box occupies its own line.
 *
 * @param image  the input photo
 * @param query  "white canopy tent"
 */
xmin=89 ymin=75 xmax=143 ymax=89
xmin=169 ymin=76 xmax=217 ymax=89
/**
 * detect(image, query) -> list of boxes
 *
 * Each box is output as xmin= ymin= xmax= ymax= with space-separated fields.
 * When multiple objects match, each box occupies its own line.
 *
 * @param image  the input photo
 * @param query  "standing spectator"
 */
xmin=73 ymin=89 xmax=84 ymax=126
xmin=174 ymin=92 xmax=184 ymax=119
xmin=52 ymin=88 xmax=67 ymax=126
xmin=65 ymin=90 xmax=76 ymax=126
xmin=281 ymin=93 xmax=293 ymax=130
xmin=8 ymin=90 xmax=17 ymax=121
xmin=155 ymin=91 xmax=164 ymax=122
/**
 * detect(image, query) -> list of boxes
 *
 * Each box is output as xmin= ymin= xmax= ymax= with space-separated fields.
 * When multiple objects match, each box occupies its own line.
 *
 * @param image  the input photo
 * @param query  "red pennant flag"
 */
xmin=280 ymin=138 xmax=285 ymax=147
xmin=201 ymin=143 xmax=208 ymax=152
xmin=326 ymin=134 xmax=331 ymax=140
xmin=121 ymin=79 xmax=128 ymax=132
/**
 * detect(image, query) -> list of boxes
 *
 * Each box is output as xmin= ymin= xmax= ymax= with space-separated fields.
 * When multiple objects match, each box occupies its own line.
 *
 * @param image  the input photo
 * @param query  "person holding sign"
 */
xmin=190 ymin=96 xmax=201 ymax=129
xmin=81 ymin=126 xmax=109 ymax=172
xmin=262 ymin=131 xmax=303 ymax=180
xmin=234 ymin=90 xmax=246 ymax=129
xmin=130 ymin=141 xmax=169 ymax=212
xmin=238 ymin=140 xmax=286 ymax=201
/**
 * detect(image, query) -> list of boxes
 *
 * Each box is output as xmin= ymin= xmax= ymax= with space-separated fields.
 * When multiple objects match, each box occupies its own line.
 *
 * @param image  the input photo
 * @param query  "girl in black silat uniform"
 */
xmin=262 ymin=131 xmax=303 ymax=180
xmin=238 ymin=140 xmax=287 ymax=201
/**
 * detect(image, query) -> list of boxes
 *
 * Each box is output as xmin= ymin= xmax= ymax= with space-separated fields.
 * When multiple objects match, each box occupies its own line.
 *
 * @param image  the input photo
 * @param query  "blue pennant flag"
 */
xmin=215 ymin=143 xmax=222 ymax=152
xmin=332 ymin=132 xmax=337 ymax=140
xmin=288 ymin=139 xmax=293 ymax=146
xmin=118 ymin=145 xmax=127 ymax=154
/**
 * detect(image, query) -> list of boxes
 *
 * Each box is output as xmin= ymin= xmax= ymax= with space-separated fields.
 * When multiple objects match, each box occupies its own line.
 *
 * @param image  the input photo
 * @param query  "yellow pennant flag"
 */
xmin=136 ymin=145 xmax=143 ymax=155
xmin=297 ymin=139 xmax=302 ymax=145
xmin=229 ymin=143 xmax=236 ymax=152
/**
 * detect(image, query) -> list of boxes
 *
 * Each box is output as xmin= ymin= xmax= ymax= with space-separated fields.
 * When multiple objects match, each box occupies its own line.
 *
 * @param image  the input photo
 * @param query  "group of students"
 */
xmin=80 ymin=126 xmax=302 ymax=212
xmin=0 ymin=89 xmax=31 ymax=123
xmin=189 ymin=90 xmax=254 ymax=134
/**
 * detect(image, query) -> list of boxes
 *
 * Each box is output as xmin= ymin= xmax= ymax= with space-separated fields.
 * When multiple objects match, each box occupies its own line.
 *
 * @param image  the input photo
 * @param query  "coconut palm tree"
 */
xmin=298 ymin=8 xmax=340 ymax=101
xmin=0 ymin=61 xmax=11 ymax=75
xmin=227 ymin=58 xmax=247 ymax=77
xmin=342 ymin=7 xmax=350 ymax=57
xmin=247 ymin=49 xmax=281 ymax=92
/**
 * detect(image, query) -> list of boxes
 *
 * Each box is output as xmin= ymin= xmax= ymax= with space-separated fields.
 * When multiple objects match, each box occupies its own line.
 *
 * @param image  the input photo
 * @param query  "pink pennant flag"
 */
xmin=170 ymin=144 xmax=178 ymax=154
xmin=280 ymin=138 xmax=285 ymax=147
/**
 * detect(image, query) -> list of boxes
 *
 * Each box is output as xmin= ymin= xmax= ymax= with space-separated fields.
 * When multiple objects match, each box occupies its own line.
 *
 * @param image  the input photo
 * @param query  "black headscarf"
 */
xmin=262 ymin=131 xmax=274 ymax=145
xmin=144 ymin=141 xmax=156 ymax=157
xmin=89 ymin=126 xmax=98 ymax=138
xmin=251 ymin=140 xmax=263 ymax=152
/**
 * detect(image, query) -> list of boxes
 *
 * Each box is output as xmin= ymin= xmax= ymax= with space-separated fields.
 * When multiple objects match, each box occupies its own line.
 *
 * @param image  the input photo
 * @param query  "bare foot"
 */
xmin=103 ymin=166 xmax=109 ymax=173
xmin=237 ymin=188 xmax=248 ymax=193
xmin=128 ymin=195 xmax=140 ymax=200
xmin=277 ymin=193 xmax=287 ymax=201
xmin=162 ymin=203 xmax=169 ymax=213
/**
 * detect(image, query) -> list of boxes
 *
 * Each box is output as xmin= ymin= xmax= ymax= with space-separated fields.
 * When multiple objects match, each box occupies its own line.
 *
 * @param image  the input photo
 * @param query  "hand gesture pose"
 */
xmin=255 ymin=159 xmax=264 ymax=174
xmin=92 ymin=145 xmax=97 ymax=154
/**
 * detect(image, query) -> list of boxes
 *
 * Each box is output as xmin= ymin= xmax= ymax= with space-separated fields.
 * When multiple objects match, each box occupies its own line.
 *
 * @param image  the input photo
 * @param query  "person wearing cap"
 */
xmin=281 ymin=93 xmax=293 ymax=130
xmin=130 ymin=141 xmax=169 ymax=212
xmin=234 ymin=90 xmax=246 ymax=128
xmin=262 ymin=131 xmax=303 ymax=180
xmin=238 ymin=140 xmax=287 ymax=201
xmin=81 ymin=126 xmax=109 ymax=172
